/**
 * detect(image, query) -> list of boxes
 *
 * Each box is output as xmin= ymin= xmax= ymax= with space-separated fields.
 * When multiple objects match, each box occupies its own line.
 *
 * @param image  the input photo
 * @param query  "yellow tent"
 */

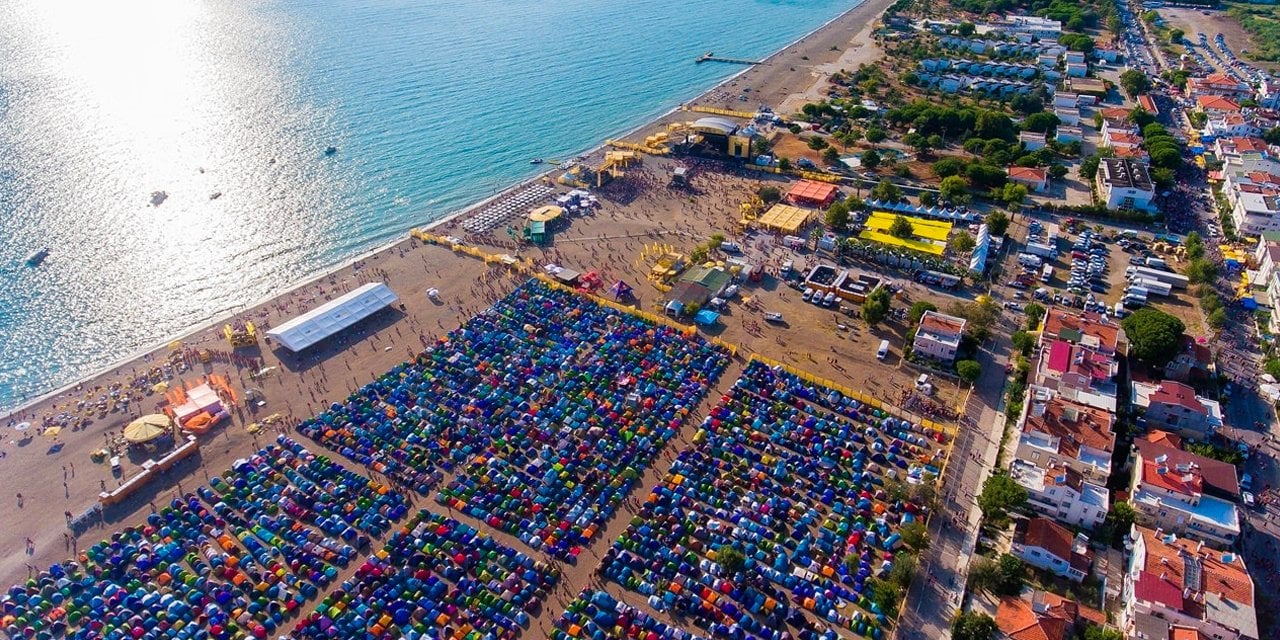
xmin=124 ymin=414 xmax=171 ymax=443
xmin=528 ymin=205 xmax=564 ymax=223
xmin=757 ymin=204 xmax=814 ymax=234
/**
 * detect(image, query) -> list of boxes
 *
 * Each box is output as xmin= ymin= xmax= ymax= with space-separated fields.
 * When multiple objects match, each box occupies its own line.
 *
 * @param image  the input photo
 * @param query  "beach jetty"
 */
xmin=695 ymin=51 xmax=763 ymax=65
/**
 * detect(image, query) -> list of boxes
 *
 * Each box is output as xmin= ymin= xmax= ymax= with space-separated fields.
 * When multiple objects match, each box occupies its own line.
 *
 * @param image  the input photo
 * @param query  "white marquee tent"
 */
xmin=267 ymin=282 xmax=399 ymax=352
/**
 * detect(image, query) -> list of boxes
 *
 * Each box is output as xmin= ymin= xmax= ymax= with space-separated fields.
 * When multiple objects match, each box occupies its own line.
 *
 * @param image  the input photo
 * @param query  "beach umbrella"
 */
xmin=124 ymin=415 xmax=171 ymax=443
xmin=13 ymin=422 xmax=30 ymax=432
xmin=151 ymin=382 xmax=169 ymax=393
xmin=44 ymin=426 xmax=62 ymax=438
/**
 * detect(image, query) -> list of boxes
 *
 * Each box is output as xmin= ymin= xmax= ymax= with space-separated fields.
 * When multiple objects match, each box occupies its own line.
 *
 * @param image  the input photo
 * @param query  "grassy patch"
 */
xmin=1227 ymin=3 xmax=1280 ymax=61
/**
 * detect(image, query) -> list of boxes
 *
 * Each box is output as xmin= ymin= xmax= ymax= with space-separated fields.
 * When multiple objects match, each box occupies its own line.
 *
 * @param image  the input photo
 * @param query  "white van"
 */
xmin=877 ymin=340 xmax=890 ymax=360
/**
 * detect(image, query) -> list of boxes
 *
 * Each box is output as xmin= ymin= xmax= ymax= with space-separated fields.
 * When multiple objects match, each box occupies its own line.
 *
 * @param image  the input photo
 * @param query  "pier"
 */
xmin=695 ymin=51 xmax=763 ymax=65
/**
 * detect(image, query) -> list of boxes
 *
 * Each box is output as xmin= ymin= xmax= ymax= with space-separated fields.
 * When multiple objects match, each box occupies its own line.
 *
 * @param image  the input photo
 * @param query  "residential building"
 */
xmin=1105 ymin=130 xmax=1144 ymax=151
xmin=1134 ymin=436 xmax=1240 ymax=500
xmin=1065 ymin=62 xmax=1088 ymax=77
xmin=1055 ymin=125 xmax=1083 ymax=143
xmin=1010 ymin=517 xmax=1094 ymax=581
xmin=1138 ymin=94 xmax=1159 ymax=115
xmin=1186 ymin=73 xmax=1254 ymax=101
xmin=1114 ymin=146 xmax=1151 ymax=163
xmin=1006 ymin=15 xmax=1063 ymax=41
xmin=1016 ymin=387 xmax=1115 ymax=482
xmin=1052 ymin=92 xmax=1078 ymax=108
xmin=1096 ymin=157 xmax=1156 ymax=212
xmin=1213 ymin=137 xmax=1269 ymax=165
xmin=1231 ymin=191 xmax=1280 ymax=235
xmin=1020 ymin=131 xmax=1047 ymax=150
xmin=1121 ymin=525 xmax=1257 ymax=640
xmin=1010 ymin=460 xmax=1108 ymax=528
xmin=1095 ymin=47 xmax=1121 ymax=63
xmin=1196 ymin=95 xmax=1243 ymax=118
xmin=1131 ymin=380 xmax=1223 ymax=439
xmin=1252 ymin=233 xmax=1280 ymax=294
xmin=1034 ymin=340 xmax=1118 ymax=411
xmin=913 ymin=310 xmax=966 ymax=363
xmin=1128 ymin=450 xmax=1240 ymax=548
xmin=1054 ymin=106 xmax=1081 ymax=126
xmin=996 ymin=591 xmax=1106 ymax=640
xmin=1040 ymin=309 xmax=1127 ymax=355
xmin=1203 ymin=114 xmax=1261 ymax=139
xmin=1164 ymin=336 xmax=1214 ymax=384
xmin=1007 ymin=166 xmax=1048 ymax=192
xmin=1064 ymin=50 xmax=1086 ymax=64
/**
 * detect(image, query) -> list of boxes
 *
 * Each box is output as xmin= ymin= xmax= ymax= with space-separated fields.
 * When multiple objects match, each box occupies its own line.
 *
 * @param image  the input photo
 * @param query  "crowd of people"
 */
xmin=594 ymin=361 xmax=946 ymax=639
xmin=301 ymin=280 xmax=731 ymax=560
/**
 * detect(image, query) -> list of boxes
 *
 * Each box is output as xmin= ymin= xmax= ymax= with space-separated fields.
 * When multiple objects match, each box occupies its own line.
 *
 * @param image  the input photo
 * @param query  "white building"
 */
xmin=1006 ymin=15 xmax=1063 ymax=41
xmin=1011 ymin=517 xmax=1094 ymax=582
xmin=1009 ymin=459 xmax=1109 ymax=529
xmin=1096 ymin=158 xmax=1156 ymax=212
xmin=1020 ymin=131 xmax=1047 ymax=150
xmin=913 ymin=310 xmax=966 ymax=363
xmin=1016 ymin=386 xmax=1115 ymax=483
xmin=1055 ymin=125 xmax=1083 ymax=143
xmin=1231 ymin=192 xmax=1280 ymax=236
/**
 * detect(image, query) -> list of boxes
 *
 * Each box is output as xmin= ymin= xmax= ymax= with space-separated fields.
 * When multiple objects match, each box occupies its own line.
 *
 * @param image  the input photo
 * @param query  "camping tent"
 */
xmin=694 ymin=309 xmax=721 ymax=326
xmin=267 ymin=282 xmax=399 ymax=352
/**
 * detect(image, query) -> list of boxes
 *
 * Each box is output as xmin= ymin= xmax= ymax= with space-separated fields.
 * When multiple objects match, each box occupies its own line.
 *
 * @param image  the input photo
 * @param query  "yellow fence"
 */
xmin=742 ymin=163 xmax=842 ymax=184
xmin=415 ymin=229 xmax=956 ymax=435
xmin=681 ymin=105 xmax=760 ymax=120
xmin=747 ymin=354 xmax=955 ymax=436
xmin=605 ymin=139 xmax=669 ymax=156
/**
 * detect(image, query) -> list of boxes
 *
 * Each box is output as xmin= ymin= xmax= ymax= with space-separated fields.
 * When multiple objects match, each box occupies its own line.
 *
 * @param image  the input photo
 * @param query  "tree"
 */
xmin=1059 ymin=33 xmax=1095 ymax=53
xmin=1011 ymin=330 xmax=1035 ymax=355
xmin=933 ymin=157 xmax=967 ymax=178
xmin=927 ymin=134 xmax=944 ymax=151
xmin=1121 ymin=69 xmax=1152 ymax=98
xmin=865 ymin=127 xmax=888 ymax=143
xmin=986 ymin=210 xmax=1010 ymax=236
xmin=978 ymin=471 xmax=1028 ymax=522
xmin=1208 ymin=307 xmax=1228 ymax=330
xmin=957 ymin=21 xmax=976 ymax=36
xmin=1001 ymin=183 xmax=1028 ymax=208
xmin=708 ymin=233 xmax=725 ymax=249
xmin=940 ymin=175 xmax=970 ymax=204
xmin=1266 ymin=126 xmax=1280 ymax=146
xmin=1023 ymin=302 xmax=1046 ymax=330
xmin=1266 ymin=358 xmax=1280 ymax=379
xmin=919 ymin=191 xmax=938 ymax=206
xmin=889 ymin=215 xmax=915 ymax=239
xmin=1103 ymin=501 xmax=1137 ymax=545
xmin=1022 ymin=112 xmax=1060 ymax=134
xmin=909 ymin=301 xmax=938 ymax=324
xmin=861 ymin=149 xmax=881 ymax=170
xmin=1048 ymin=164 xmax=1069 ymax=180
xmin=1121 ymin=308 xmax=1186 ymax=367
xmin=825 ymin=202 xmax=851 ymax=230
xmin=1010 ymin=94 xmax=1044 ymax=116
xmin=862 ymin=287 xmax=892 ymax=325
xmin=822 ymin=147 xmax=841 ymax=166
xmin=778 ymin=158 xmax=792 ymax=172
xmin=1186 ymin=258 xmax=1218 ymax=284
xmin=806 ymin=135 xmax=829 ymax=150
xmin=951 ymin=612 xmax=998 ymax=640
xmin=757 ymin=186 xmax=782 ymax=204
xmin=957 ymin=360 xmax=982 ymax=384
xmin=717 ymin=546 xmax=746 ymax=575
xmin=871 ymin=179 xmax=903 ymax=203
xmin=900 ymin=520 xmax=930 ymax=550
xmin=1080 ymin=154 xmax=1102 ymax=181
xmin=1083 ymin=625 xmax=1126 ymax=640
xmin=949 ymin=231 xmax=977 ymax=254
xmin=1169 ymin=28 xmax=1185 ymax=44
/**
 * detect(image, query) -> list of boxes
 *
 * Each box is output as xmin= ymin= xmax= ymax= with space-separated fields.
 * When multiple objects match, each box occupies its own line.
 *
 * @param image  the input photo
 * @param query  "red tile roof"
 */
xmin=919 ymin=310 xmax=965 ymax=336
xmin=1024 ymin=395 xmax=1115 ymax=459
xmin=1047 ymin=340 xmax=1072 ymax=373
xmin=1141 ymin=457 xmax=1204 ymax=496
xmin=1144 ymin=429 xmax=1184 ymax=449
xmin=1017 ymin=517 xmax=1094 ymax=574
xmin=1042 ymin=310 xmax=1121 ymax=352
xmin=1150 ymin=380 xmax=1208 ymax=415
xmin=1135 ymin=439 xmax=1240 ymax=497
xmin=1197 ymin=95 xmax=1242 ymax=112
xmin=1039 ymin=592 xmax=1105 ymax=626
xmin=1134 ymin=526 xmax=1254 ymax=613
xmin=996 ymin=598 xmax=1069 ymax=640
xmin=786 ymin=180 xmax=839 ymax=204
xmin=1008 ymin=166 xmax=1048 ymax=182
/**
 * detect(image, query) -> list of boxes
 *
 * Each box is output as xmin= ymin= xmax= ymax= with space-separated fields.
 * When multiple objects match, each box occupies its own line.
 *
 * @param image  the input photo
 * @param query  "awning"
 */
xmin=528 ymin=205 xmax=564 ymax=222
xmin=124 ymin=414 xmax=171 ymax=443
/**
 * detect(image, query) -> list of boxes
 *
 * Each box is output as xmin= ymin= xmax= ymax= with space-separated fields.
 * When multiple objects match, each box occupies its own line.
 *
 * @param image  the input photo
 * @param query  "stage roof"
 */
xmin=267 ymin=282 xmax=399 ymax=352
xmin=691 ymin=117 xmax=738 ymax=135
xmin=787 ymin=179 xmax=839 ymax=203
xmin=757 ymin=204 xmax=814 ymax=234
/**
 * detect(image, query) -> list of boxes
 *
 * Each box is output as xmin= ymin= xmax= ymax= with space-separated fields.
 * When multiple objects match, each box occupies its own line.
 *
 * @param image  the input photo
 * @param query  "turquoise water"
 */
xmin=0 ymin=0 xmax=861 ymax=410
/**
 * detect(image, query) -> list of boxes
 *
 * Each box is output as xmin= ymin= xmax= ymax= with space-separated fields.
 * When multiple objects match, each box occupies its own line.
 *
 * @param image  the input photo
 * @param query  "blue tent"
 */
xmin=694 ymin=310 xmax=721 ymax=326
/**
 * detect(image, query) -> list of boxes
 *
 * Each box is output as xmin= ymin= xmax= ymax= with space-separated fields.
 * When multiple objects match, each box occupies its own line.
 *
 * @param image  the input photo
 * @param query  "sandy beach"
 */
xmin=0 ymin=0 xmax=945 ymax=633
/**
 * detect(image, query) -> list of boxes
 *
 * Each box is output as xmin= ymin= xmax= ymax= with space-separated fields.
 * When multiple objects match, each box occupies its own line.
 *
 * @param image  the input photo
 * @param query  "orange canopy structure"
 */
xmin=786 ymin=179 xmax=839 ymax=208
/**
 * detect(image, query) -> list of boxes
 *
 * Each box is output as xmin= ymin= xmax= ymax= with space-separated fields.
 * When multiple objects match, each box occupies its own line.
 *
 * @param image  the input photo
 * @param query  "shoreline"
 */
xmin=3 ymin=0 xmax=885 ymax=416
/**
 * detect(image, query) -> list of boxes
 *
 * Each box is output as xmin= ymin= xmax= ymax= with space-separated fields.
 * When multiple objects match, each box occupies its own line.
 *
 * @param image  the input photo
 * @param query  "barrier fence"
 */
xmin=415 ymin=230 xmax=959 ymax=435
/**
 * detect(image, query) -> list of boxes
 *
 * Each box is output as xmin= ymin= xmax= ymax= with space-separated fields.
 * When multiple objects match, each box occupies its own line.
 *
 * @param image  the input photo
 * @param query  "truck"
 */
xmin=1025 ymin=242 xmax=1058 ymax=259
xmin=1129 ymin=278 xmax=1172 ymax=296
xmin=1144 ymin=256 xmax=1168 ymax=269
xmin=877 ymin=340 xmax=890 ymax=360
xmin=1018 ymin=253 xmax=1044 ymax=268
xmin=1041 ymin=265 xmax=1054 ymax=283
xmin=1129 ymin=265 xmax=1189 ymax=289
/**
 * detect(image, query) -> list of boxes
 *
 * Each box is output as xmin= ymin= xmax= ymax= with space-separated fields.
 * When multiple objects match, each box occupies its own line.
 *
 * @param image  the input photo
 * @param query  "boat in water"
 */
xmin=25 ymin=247 xmax=50 ymax=266
xmin=530 ymin=158 xmax=544 ymax=164
xmin=325 ymin=146 xmax=338 ymax=156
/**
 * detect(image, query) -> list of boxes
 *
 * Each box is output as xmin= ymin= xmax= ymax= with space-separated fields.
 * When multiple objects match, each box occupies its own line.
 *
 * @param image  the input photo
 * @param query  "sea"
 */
xmin=0 ymin=0 xmax=863 ymax=411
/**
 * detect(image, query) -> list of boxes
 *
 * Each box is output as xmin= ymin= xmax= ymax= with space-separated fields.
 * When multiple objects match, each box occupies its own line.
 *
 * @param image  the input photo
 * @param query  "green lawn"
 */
xmin=1227 ymin=2 xmax=1280 ymax=62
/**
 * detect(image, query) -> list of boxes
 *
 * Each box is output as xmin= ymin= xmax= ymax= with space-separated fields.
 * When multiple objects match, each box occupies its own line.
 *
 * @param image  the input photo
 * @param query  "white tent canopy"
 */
xmin=267 ymin=282 xmax=399 ymax=352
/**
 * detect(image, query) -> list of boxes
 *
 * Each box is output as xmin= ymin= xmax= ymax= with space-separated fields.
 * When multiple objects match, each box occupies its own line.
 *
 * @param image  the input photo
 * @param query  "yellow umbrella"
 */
xmin=151 ymin=381 xmax=169 ymax=393
xmin=124 ymin=414 xmax=171 ymax=443
xmin=44 ymin=426 xmax=62 ymax=438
